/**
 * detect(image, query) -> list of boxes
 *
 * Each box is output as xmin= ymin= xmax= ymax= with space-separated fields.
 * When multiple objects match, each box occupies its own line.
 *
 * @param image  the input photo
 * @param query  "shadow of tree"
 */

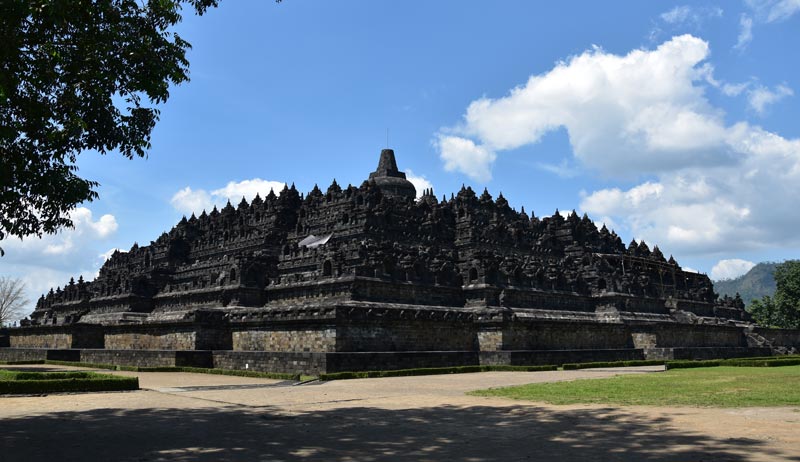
xmin=1 ymin=402 xmax=796 ymax=462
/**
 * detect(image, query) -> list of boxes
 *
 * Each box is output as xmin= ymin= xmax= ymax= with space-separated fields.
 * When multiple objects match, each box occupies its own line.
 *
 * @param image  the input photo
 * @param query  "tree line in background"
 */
xmin=748 ymin=260 xmax=800 ymax=329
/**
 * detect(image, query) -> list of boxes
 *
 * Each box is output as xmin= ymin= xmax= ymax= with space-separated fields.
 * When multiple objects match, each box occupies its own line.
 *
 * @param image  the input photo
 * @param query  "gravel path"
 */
xmin=1 ymin=365 xmax=798 ymax=461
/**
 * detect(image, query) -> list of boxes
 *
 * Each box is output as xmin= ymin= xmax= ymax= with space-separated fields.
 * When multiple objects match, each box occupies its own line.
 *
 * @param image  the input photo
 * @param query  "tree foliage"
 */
xmin=0 ymin=0 xmax=221 ymax=252
xmin=0 ymin=276 xmax=28 ymax=326
xmin=748 ymin=260 xmax=800 ymax=329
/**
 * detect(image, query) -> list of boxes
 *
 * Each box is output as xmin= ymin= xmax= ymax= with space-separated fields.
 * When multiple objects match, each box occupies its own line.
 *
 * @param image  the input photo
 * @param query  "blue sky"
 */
xmin=4 ymin=1 xmax=800 ymax=312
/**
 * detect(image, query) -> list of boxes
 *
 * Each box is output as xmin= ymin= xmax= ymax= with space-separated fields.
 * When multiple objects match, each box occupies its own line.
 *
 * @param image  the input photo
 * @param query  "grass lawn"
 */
xmin=470 ymin=366 xmax=800 ymax=407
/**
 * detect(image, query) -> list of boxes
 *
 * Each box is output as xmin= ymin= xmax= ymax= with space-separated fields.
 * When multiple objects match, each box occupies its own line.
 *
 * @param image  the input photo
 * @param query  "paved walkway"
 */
xmin=1 ymin=365 xmax=798 ymax=461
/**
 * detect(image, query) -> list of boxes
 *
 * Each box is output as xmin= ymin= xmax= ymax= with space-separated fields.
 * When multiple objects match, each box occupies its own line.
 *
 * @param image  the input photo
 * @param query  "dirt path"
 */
xmin=1 ymin=365 xmax=798 ymax=461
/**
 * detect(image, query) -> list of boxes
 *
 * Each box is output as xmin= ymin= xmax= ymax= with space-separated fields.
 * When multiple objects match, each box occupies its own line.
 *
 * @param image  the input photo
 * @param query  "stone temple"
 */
xmin=2 ymin=150 xmax=798 ymax=373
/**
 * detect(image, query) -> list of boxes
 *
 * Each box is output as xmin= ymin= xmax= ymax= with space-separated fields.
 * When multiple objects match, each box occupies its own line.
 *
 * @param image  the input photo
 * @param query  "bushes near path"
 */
xmin=0 ymin=369 xmax=139 ymax=394
xmin=3 ymin=355 xmax=799 ymax=382
xmin=666 ymin=356 xmax=800 ymax=369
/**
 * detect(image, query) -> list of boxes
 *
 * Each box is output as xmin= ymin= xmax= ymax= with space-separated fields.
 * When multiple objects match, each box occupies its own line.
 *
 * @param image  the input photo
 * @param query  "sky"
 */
xmin=4 ymin=0 xmax=800 ymax=315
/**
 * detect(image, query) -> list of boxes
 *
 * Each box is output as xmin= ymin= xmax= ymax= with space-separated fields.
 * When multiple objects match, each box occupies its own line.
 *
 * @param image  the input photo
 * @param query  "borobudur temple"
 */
xmin=2 ymin=149 xmax=798 ymax=373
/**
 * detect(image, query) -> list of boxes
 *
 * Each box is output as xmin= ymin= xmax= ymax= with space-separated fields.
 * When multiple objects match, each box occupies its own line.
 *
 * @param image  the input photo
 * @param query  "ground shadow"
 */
xmin=1 ymin=401 xmax=796 ymax=462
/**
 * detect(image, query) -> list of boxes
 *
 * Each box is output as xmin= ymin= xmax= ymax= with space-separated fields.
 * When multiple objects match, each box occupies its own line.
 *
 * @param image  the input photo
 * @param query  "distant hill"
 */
xmin=714 ymin=262 xmax=779 ymax=306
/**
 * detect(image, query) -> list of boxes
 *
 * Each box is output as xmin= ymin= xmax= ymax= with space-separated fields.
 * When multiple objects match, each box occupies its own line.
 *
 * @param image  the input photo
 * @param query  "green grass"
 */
xmin=0 ymin=369 xmax=139 ymax=394
xmin=470 ymin=366 xmax=800 ymax=407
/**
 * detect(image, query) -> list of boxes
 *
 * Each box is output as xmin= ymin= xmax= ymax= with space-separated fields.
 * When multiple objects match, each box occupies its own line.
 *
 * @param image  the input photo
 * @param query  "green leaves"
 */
xmin=748 ymin=260 xmax=800 ymax=329
xmin=0 ymin=0 xmax=220 ymax=245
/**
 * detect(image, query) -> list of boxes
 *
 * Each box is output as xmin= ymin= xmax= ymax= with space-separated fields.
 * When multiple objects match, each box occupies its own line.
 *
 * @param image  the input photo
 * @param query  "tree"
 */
xmin=748 ymin=260 xmax=800 ymax=329
xmin=0 ymin=0 xmax=222 ymax=254
xmin=0 ymin=276 xmax=28 ymax=326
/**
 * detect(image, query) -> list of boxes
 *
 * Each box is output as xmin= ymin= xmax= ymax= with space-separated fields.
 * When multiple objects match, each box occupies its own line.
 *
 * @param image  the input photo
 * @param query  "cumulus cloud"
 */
xmin=437 ymin=35 xmax=729 ymax=180
xmin=213 ymin=179 xmax=287 ymax=204
xmin=405 ymin=169 xmax=434 ymax=199
xmin=439 ymin=35 xmax=800 ymax=257
xmin=747 ymin=84 xmax=793 ymax=114
xmin=1 ymin=208 xmax=120 ymax=313
xmin=170 ymin=187 xmax=213 ymax=216
xmin=436 ymin=135 xmax=496 ymax=182
xmin=2 ymin=208 xmax=117 ymax=264
xmin=711 ymin=259 xmax=756 ymax=280
xmin=170 ymin=179 xmax=286 ymax=216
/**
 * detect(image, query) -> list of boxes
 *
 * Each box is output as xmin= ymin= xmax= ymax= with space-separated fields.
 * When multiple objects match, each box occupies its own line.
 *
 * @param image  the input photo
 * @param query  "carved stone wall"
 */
xmin=232 ymin=328 xmax=336 ymax=352
xmin=10 ymin=333 xmax=72 ymax=349
xmin=105 ymin=331 xmax=197 ymax=350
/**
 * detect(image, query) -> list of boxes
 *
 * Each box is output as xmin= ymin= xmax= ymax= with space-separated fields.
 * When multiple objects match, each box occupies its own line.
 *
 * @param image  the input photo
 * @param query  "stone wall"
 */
xmin=325 ymin=351 xmax=478 ymax=372
xmin=754 ymin=327 xmax=800 ymax=348
xmin=633 ymin=324 xmax=745 ymax=348
xmin=105 ymin=331 xmax=197 ymax=350
xmin=644 ymin=347 xmax=772 ymax=360
xmin=7 ymin=326 xmax=104 ymax=349
xmin=212 ymin=351 xmax=327 ymax=375
xmin=232 ymin=327 xmax=336 ymax=352
xmin=477 ymin=329 xmax=503 ymax=351
xmin=336 ymin=320 xmax=477 ymax=352
xmin=0 ymin=348 xmax=48 ymax=362
xmin=103 ymin=324 xmax=231 ymax=350
xmin=81 ymin=349 xmax=212 ymax=368
xmin=479 ymin=348 xmax=644 ymax=366
xmin=10 ymin=332 xmax=72 ymax=349
xmin=502 ymin=321 xmax=632 ymax=350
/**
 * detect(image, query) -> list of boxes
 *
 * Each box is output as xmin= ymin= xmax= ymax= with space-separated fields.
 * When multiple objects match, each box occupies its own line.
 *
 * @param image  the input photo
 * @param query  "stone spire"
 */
xmin=367 ymin=148 xmax=416 ymax=200
xmin=369 ymin=149 xmax=405 ymax=180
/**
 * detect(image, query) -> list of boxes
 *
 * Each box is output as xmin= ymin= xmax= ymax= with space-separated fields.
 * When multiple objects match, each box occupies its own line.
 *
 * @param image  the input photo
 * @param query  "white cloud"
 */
xmin=1 ymin=208 xmax=120 ymax=314
xmin=2 ymin=208 xmax=118 ymax=263
xmin=170 ymin=187 xmax=212 ymax=216
xmin=735 ymin=14 xmax=754 ymax=50
xmin=212 ymin=179 xmax=287 ymax=204
xmin=537 ymin=160 xmax=581 ymax=178
xmin=170 ymin=179 xmax=286 ymax=216
xmin=721 ymin=81 xmax=750 ymax=96
xmin=99 ymin=247 xmax=121 ymax=262
xmin=711 ymin=259 xmax=756 ymax=280
xmin=436 ymin=135 xmax=496 ymax=182
xmin=405 ymin=169 xmax=433 ymax=199
xmin=740 ymin=1 xmax=800 ymax=48
xmin=747 ymin=0 xmax=800 ymax=22
xmin=747 ymin=84 xmax=793 ymax=114
xmin=439 ymin=35 xmax=800 ymax=257
xmin=438 ymin=35 xmax=729 ymax=179
xmin=661 ymin=6 xmax=693 ymax=24
xmin=660 ymin=5 xmax=723 ymax=26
